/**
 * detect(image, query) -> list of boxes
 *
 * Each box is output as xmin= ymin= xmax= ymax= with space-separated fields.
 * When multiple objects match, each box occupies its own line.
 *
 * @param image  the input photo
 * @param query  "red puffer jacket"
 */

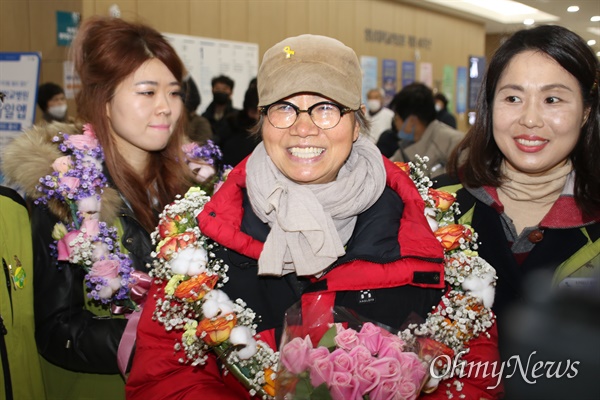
xmin=126 ymin=157 xmax=503 ymax=399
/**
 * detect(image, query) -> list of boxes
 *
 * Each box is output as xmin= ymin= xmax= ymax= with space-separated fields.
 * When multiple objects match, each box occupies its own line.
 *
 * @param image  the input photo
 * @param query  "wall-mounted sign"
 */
xmin=56 ymin=11 xmax=80 ymax=47
xmin=0 ymin=52 xmax=41 ymax=183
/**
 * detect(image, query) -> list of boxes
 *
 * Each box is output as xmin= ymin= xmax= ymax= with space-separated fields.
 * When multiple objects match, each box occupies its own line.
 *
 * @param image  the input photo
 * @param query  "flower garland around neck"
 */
xmin=395 ymin=155 xmax=498 ymax=394
xmin=36 ymin=124 xmax=141 ymax=310
xmin=150 ymin=156 xmax=498 ymax=399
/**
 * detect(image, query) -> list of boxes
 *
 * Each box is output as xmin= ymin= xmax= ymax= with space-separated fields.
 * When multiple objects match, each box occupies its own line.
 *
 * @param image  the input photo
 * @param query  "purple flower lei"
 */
xmin=37 ymin=124 xmax=137 ymax=308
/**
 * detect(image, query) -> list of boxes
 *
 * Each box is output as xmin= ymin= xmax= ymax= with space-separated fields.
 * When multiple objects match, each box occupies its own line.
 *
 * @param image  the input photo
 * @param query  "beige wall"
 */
xmin=2 ymin=0 xmax=486 ymax=130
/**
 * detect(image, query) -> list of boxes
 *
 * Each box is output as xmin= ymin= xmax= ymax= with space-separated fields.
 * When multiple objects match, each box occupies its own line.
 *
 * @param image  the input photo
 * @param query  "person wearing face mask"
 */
xmin=434 ymin=93 xmax=457 ymax=129
xmin=36 ymin=82 xmax=76 ymax=124
xmin=202 ymin=75 xmax=241 ymax=140
xmin=376 ymin=83 xmax=463 ymax=177
xmin=365 ymin=88 xmax=394 ymax=144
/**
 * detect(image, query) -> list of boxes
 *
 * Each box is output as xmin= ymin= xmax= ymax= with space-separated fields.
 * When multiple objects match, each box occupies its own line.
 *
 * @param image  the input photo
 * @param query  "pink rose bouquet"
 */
xmin=277 ymin=305 xmax=434 ymax=400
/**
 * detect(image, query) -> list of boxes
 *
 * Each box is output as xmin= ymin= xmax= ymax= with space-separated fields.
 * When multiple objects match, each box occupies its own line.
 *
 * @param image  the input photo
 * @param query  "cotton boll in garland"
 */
xmin=230 ymin=326 xmax=258 ymax=359
xmin=462 ymin=271 xmax=495 ymax=308
xmin=170 ymin=246 xmax=209 ymax=276
xmin=202 ymin=289 xmax=236 ymax=318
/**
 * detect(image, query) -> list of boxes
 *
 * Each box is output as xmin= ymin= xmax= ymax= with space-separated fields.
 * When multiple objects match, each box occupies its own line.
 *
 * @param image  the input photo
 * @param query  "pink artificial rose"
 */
xmin=348 ymin=345 xmax=373 ymax=368
xmin=59 ymin=176 xmax=80 ymax=195
xmin=378 ymin=335 xmax=405 ymax=359
xmin=90 ymin=259 xmax=120 ymax=279
xmin=329 ymin=348 xmax=355 ymax=373
xmin=309 ymin=356 xmax=335 ymax=388
xmin=334 ymin=326 xmax=360 ymax=352
xmin=52 ymin=156 xmax=72 ymax=174
xmin=56 ymin=230 xmax=81 ymax=261
xmin=397 ymin=376 xmax=419 ymax=400
xmin=355 ymin=365 xmax=381 ymax=396
xmin=357 ymin=322 xmax=383 ymax=355
xmin=369 ymin=356 xmax=402 ymax=379
xmin=398 ymin=352 xmax=427 ymax=387
xmin=329 ymin=372 xmax=361 ymax=400
xmin=65 ymin=128 xmax=98 ymax=150
xmin=280 ymin=335 xmax=312 ymax=374
xmin=369 ymin=378 xmax=398 ymax=400
xmin=309 ymin=346 xmax=331 ymax=363
xmin=81 ymin=218 xmax=100 ymax=238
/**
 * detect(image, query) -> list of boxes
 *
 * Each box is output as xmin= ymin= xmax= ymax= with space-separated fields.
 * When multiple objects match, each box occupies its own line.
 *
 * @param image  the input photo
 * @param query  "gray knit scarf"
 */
xmin=246 ymin=135 xmax=386 ymax=276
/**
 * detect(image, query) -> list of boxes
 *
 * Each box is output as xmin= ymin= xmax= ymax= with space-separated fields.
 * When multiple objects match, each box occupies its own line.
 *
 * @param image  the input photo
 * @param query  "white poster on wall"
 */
xmin=164 ymin=33 xmax=259 ymax=115
xmin=0 ymin=52 xmax=41 ymax=183
xmin=419 ymin=62 xmax=433 ymax=88
xmin=63 ymin=61 xmax=81 ymax=99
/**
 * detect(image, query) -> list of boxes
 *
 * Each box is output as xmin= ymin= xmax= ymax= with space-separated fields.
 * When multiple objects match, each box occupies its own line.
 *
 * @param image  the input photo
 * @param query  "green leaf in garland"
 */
xmin=317 ymin=325 xmax=337 ymax=350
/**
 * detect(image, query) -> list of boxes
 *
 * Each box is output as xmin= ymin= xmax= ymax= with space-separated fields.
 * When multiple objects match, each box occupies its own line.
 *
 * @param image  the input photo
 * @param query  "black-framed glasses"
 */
xmin=259 ymin=101 xmax=357 ymax=130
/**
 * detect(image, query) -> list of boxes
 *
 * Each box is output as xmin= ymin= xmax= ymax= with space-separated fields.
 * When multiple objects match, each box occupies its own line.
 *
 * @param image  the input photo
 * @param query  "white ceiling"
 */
xmin=400 ymin=0 xmax=600 ymax=55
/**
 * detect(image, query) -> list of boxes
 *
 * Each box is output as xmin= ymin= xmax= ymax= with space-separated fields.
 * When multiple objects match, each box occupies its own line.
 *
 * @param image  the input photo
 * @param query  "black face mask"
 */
xmin=213 ymin=92 xmax=229 ymax=105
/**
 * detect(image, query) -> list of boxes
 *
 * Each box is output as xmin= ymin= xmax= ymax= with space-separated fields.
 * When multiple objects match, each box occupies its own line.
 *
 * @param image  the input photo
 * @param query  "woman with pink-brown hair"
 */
xmin=2 ymin=16 xmax=192 ymax=399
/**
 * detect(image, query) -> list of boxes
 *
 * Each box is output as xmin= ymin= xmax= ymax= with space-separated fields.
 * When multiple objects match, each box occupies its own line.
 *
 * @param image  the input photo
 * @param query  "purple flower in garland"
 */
xmin=35 ymin=124 xmax=107 ymax=206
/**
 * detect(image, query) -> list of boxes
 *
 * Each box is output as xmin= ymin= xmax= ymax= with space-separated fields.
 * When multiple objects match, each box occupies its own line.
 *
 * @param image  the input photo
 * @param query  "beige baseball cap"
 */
xmin=257 ymin=34 xmax=362 ymax=109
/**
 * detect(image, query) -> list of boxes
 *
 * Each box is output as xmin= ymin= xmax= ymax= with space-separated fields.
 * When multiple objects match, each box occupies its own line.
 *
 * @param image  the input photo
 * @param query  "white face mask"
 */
xmin=367 ymin=99 xmax=381 ymax=113
xmin=434 ymin=103 xmax=443 ymax=112
xmin=48 ymin=104 xmax=68 ymax=119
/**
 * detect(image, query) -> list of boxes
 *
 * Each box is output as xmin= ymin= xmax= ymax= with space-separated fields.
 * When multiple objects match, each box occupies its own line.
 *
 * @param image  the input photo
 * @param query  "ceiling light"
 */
xmin=591 ymin=16 xmax=600 ymax=22
xmin=523 ymin=19 xmax=535 ymax=25
xmin=567 ymin=6 xmax=579 ymax=12
xmin=423 ymin=0 xmax=558 ymax=24
xmin=589 ymin=40 xmax=597 ymax=46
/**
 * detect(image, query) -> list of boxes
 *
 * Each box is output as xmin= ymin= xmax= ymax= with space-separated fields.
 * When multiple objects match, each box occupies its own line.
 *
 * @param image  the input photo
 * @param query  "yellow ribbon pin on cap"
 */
xmin=283 ymin=46 xmax=295 ymax=58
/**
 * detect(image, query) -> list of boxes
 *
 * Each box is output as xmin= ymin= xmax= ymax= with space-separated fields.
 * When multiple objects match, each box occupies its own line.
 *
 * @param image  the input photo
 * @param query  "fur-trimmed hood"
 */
xmin=1 ymin=122 xmax=122 ymax=224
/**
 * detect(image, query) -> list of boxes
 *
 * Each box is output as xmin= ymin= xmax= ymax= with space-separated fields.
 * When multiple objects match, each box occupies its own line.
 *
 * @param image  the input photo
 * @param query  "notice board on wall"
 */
xmin=164 ymin=33 xmax=259 ymax=115
xmin=0 ymin=52 xmax=41 ymax=183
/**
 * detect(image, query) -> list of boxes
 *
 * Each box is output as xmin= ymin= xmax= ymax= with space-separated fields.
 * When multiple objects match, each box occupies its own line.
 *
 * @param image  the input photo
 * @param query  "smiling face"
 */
xmin=106 ymin=58 xmax=183 ymax=165
xmin=492 ymin=50 xmax=589 ymax=176
xmin=262 ymin=93 xmax=360 ymax=184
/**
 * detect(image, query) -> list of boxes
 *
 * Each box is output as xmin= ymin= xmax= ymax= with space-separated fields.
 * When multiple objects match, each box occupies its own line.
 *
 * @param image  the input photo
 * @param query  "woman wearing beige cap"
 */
xmin=126 ymin=35 xmax=502 ymax=399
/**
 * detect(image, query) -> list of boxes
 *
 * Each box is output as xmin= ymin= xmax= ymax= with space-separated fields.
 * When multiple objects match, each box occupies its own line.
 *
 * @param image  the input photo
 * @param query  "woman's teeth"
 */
xmin=516 ymin=138 xmax=546 ymax=146
xmin=289 ymin=147 xmax=324 ymax=158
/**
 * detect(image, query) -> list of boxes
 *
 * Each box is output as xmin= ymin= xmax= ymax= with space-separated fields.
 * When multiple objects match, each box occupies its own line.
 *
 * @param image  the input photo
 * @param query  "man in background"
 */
xmin=377 ymin=83 xmax=463 ymax=177
xmin=202 ymin=75 xmax=240 ymax=140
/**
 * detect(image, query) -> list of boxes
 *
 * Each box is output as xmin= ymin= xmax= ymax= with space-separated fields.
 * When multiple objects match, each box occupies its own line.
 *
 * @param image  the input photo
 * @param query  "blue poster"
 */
xmin=401 ymin=61 xmax=415 ymax=88
xmin=456 ymin=66 xmax=467 ymax=114
xmin=361 ymin=56 xmax=378 ymax=104
xmin=56 ymin=11 xmax=81 ymax=47
xmin=382 ymin=59 xmax=397 ymax=106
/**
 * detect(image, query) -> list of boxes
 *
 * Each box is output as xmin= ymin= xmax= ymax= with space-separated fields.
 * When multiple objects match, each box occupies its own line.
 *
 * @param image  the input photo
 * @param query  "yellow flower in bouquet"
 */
xmin=434 ymin=224 xmax=474 ymax=251
xmin=174 ymin=273 xmax=219 ymax=302
xmin=197 ymin=313 xmax=237 ymax=346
